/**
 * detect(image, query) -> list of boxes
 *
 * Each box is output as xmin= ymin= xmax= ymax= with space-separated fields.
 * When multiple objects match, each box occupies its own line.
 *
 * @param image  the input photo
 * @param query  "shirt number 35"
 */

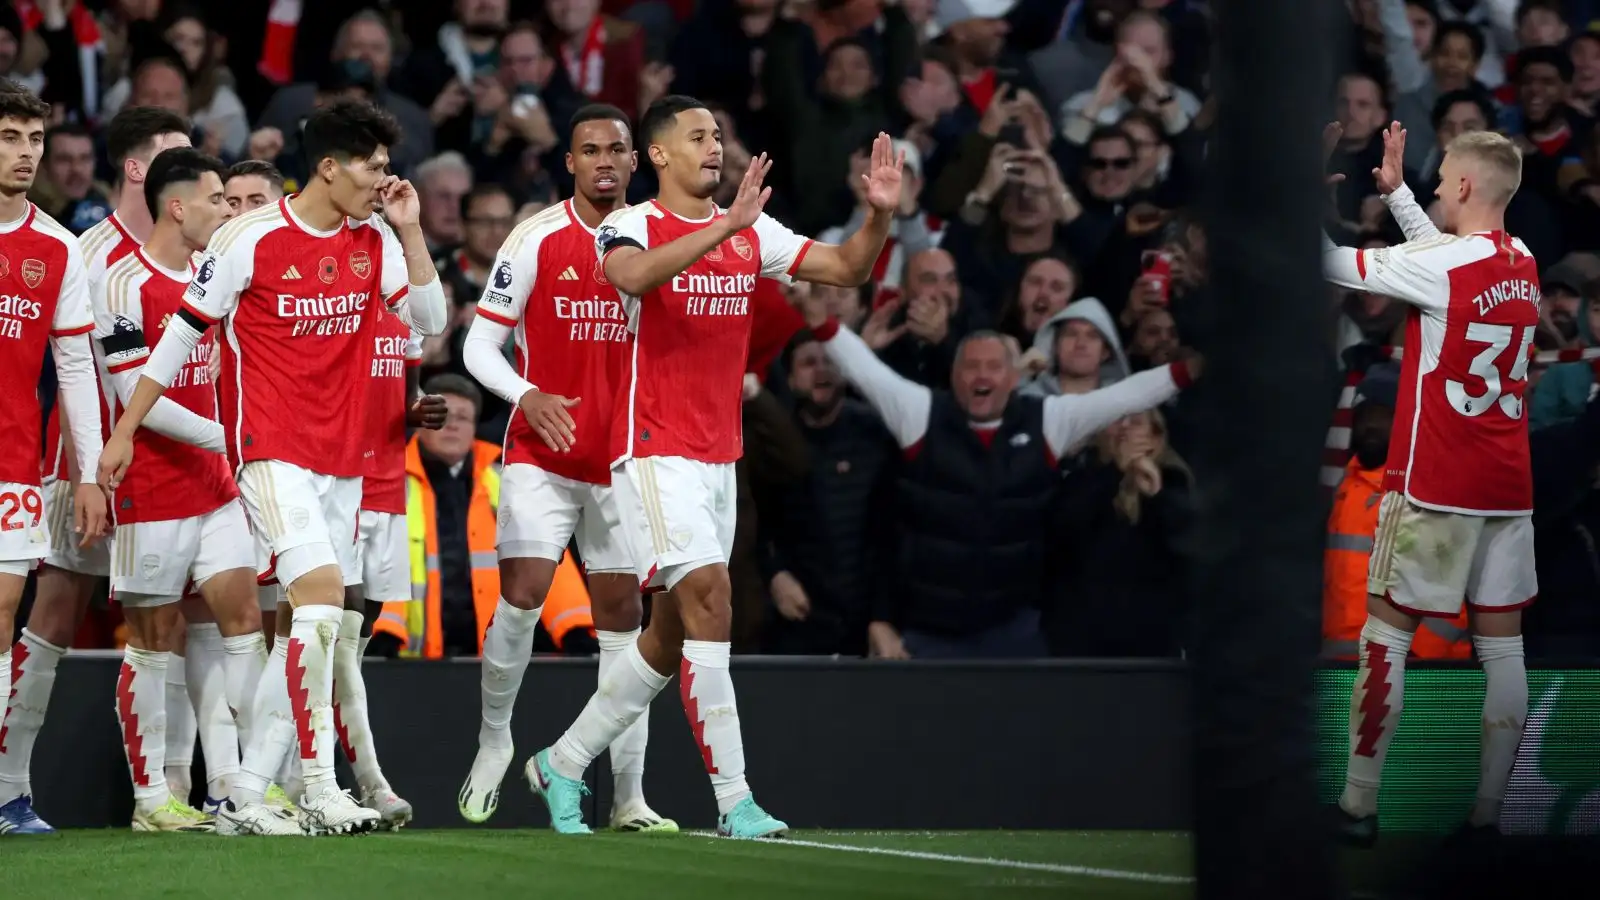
xmin=1447 ymin=323 xmax=1535 ymax=419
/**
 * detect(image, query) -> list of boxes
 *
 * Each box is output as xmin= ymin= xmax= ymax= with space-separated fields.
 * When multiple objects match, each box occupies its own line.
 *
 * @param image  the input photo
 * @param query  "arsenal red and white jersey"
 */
xmin=361 ymin=307 xmax=422 ymax=515
xmin=0 ymin=204 xmax=92 ymax=487
xmin=595 ymin=202 xmax=811 ymax=464
xmin=181 ymin=198 xmax=413 ymax=478
xmin=1344 ymin=232 xmax=1538 ymax=514
xmin=95 ymin=250 xmax=237 ymax=524
xmin=477 ymin=199 xmax=630 ymax=484
xmin=43 ymin=211 xmax=136 ymax=480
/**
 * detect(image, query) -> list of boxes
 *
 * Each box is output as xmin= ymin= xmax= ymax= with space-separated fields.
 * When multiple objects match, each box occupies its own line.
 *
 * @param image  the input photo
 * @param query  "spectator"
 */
xmin=762 ymin=336 xmax=899 ymax=657
xmin=1048 ymin=408 xmax=1193 ymax=657
xmin=730 ymin=375 xmax=811 ymax=652
xmin=254 ymin=10 xmax=435 ymax=177
xmin=818 ymin=138 xmax=940 ymax=292
xmin=1507 ymin=46 xmax=1584 ymax=194
xmin=1021 ymin=297 xmax=1128 ymax=398
xmin=126 ymin=55 xmax=188 ymax=115
xmin=931 ymin=0 xmax=1039 ymax=118
xmin=668 ymin=0 xmax=781 ymax=155
xmin=947 ymin=135 xmax=1083 ymax=304
xmin=543 ymin=0 xmax=652 ymax=116
xmin=996 ymin=253 xmax=1076 ymax=345
xmin=415 ymin=151 xmax=475 ymax=252
xmin=1028 ymin=0 xmax=1133 ymax=115
xmin=222 ymin=159 xmax=286 ymax=215
xmin=100 ymin=6 xmax=250 ymax=159
xmin=1060 ymin=9 xmax=1200 ymax=145
xmin=1531 ymin=268 xmax=1600 ymax=430
xmin=395 ymin=0 xmax=513 ymax=156
xmin=874 ymin=248 xmax=989 ymax=388
xmin=1126 ymin=306 xmax=1179 ymax=372
xmin=1381 ymin=6 xmax=1488 ymax=171
xmin=369 ymin=375 xmax=594 ymax=659
xmin=1328 ymin=70 xmax=1389 ymax=229
xmin=1570 ymin=27 xmax=1600 ymax=118
xmin=896 ymin=49 xmax=966 ymax=172
xmin=31 ymin=123 xmax=110 ymax=233
xmin=436 ymin=183 xmax=518 ymax=430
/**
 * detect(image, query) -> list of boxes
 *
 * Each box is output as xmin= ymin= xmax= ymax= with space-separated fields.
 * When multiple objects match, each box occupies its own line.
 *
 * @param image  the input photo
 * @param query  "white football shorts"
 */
xmin=40 ymin=477 xmax=110 ymax=577
xmin=356 ymin=509 xmax=412 ymax=603
xmin=0 ymin=481 xmax=51 ymax=578
xmin=1368 ymin=491 xmax=1538 ymax=617
xmin=497 ymin=463 xmax=632 ymax=573
xmin=610 ymin=456 xmax=736 ymax=592
xmin=236 ymin=460 xmax=362 ymax=590
xmin=112 ymin=500 xmax=254 ymax=606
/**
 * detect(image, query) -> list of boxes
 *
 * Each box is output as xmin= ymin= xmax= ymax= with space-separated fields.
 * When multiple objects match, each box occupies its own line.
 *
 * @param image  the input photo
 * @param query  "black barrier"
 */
xmin=28 ymin=655 xmax=1192 ymax=830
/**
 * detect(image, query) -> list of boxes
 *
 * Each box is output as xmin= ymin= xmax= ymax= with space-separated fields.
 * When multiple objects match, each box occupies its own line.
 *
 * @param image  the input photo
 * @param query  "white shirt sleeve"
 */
xmin=1042 ymin=365 xmax=1183 ymax=459
xmin=48 ymin=236 xmax=100 ymax=481
xmin=376 ymin=214 xmax=447 ymax=336
xmin=820 ymin=322 xmax=931 ymax=448
xmin=1382 ymin=183 xmax=1442 ymax=243
xmin=464 ymin=231 xmax=540 ymax=404
xmin=50 ymin=235 xmax=93 ymax=337
xmin=1322 ymin=232 xmax=1452 ymax=314
xmin=751 ymin=212 xmax=815 ymax=280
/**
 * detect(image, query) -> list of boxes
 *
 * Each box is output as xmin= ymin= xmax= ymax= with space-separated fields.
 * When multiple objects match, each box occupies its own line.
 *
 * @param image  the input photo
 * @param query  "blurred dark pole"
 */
xmin=1188 ymin=0 xmax=1341 ymax=898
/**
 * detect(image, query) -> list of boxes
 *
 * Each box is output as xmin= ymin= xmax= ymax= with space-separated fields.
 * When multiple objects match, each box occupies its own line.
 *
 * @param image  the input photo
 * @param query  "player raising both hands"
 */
xmin=1322 ymin=121 xmax=1538 ymax=845
xmin=524 ymin=95 xmax=900 ymax=839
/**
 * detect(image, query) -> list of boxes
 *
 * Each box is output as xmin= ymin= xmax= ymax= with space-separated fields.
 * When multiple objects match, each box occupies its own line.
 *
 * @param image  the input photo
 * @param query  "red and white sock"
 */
xmin=186 ymin=623 xmax=238 ymax=800
xmin=549 ymin=638 xmax=669 ymax=781
xmin=0 ymin=649 xmax=10 ymax=794
xmin=118 ymin=647 xmax=172 ymax=814
xmin=235 ymin=635 xmax=295 ymax=808
xmin=1471 ymin=635 xmax=1528 ymax=827
xmin=0 ymin=629 xmax=66 ymax=805
xmin=286 ymin=605 xmax=341 ymax=801
xmin=164 ymin=651 xmax=195 ymax=800
xmin=598 ymin=629 xmax=649 ymax=809
xmin=681 ymin=640 xmax=749 ymax=816
xmin=1341 ymin=617 xmax=1412 ymax=819
xmin=221 ymin=632 xmax=267 ymax=753
xmin=334 ymin=609 xmax=384 ymax=790
xmin=479 ymin=598 xmax=541 ymax=750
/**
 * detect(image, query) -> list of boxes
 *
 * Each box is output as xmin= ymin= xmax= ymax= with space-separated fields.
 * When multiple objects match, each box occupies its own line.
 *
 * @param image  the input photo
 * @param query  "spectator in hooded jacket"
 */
xmin=1020 ymin=296 xmax=1128 ymax=398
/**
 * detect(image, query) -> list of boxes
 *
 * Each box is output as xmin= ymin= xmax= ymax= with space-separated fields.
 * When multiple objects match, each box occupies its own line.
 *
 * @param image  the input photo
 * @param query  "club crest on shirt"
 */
xmin=21 ymin=258 xmax=45 ymax=289
xmin=493 ymin=259 xmax=514 ymax=290
xmin=729 ymin=234 xmax=753 ymax=261
xmin=349 ymin=250 xmax=372 ymax=279
xmin=318 ymin=256 xmax=339 ymax=284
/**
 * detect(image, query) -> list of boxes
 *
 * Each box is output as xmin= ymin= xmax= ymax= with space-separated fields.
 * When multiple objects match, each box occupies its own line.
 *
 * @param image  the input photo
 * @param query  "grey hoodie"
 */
xmin=1020 ymin=298 xmax=1131 ymax=398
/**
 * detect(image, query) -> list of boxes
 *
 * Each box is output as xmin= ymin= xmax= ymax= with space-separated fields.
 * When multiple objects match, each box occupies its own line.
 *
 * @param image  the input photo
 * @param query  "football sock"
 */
xmin=164 ymin=651 xmax=195 ymax=800
xmin=599 ymin=629 xmax=649 ymax=809
xmin=286 ymin=605 xmax=341 ymax=801
xmin=221 ymin=632 xmax=268 ymax=752
xmin=235 ymin=637 xmax=295 ymax=808
xmin=0 ymin=649 xmax=9 ymax=798
xmin=0 ymin=629 xmax=65 ymax=804
xmin=1340 ymin=617 xmax=1412 ymax=819
xmin=550 ymin=638 xmax=669 ymax=781
xmin=479 ymin=598 xmax=541 ymax=751
xmin=334 ymin=609 xmax=384 ymax=789
xmin=118 ymin=647 xmax=171 ymax=814
xmin=680 ymin=640 xmax=750 ymax=816
xmin=186 ymin=624 xmax=238 ymax=795
xmin=1470 ymin=635 xmax=1528 ymax=827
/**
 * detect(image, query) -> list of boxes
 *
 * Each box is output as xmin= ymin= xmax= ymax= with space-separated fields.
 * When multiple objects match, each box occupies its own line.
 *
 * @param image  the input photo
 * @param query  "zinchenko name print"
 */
xmin=1472 ymin=279 xmax=1540 ymax=317
xmin=277 ymin=290 xmax=371 ymax=336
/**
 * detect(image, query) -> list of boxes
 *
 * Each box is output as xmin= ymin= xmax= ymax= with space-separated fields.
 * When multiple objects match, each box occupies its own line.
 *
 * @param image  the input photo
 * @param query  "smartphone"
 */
xmin=998 ymin=122 xmax=1027 ymax=148
xmin=511 ymin=88 xmax=541 ymax=117
xmin=1141 ymin=250 xmax=1173 ymax=306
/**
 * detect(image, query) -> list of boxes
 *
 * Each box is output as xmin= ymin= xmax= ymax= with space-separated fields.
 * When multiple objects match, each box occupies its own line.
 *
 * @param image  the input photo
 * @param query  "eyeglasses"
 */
xmin=1086 ymin=157 xmax=1135 ymax=170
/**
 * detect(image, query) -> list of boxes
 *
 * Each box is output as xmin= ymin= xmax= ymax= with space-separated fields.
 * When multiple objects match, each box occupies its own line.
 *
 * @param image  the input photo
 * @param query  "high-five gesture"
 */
xmin=1372 ymin=120 xmax=1407 ymax=196
xmin=723 ymin=152 xmax=773 ymax=232
xmin=862 ymin=132 xmax=906 ymax=213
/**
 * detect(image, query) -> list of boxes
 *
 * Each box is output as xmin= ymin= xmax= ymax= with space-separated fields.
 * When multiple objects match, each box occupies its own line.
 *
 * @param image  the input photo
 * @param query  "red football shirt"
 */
xmin=96 ymin=250 xmax=237 ymax=524
xmin=43 ymin=211 xmax=137 ymax=480
xmin=180 ymin=198 xmax=414 ymax=478
xmin=1343 ymin=232 xmax=1538 ymax=514
xmin=361 ymin=307 xmax=422 ymax=515
xmin=0 ymin=204 xmax=93 ymax=487
xmin=476 ymin=199 xmax=630 ymax=484
xmin=595 ymin=202 xmax=812 ymax=464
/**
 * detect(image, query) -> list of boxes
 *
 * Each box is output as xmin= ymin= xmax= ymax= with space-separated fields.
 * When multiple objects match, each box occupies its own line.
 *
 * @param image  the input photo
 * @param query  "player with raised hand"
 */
xmin=0 ymin=81 xmax=108 ymax=836
xmin=524 ymin=95 xmax=899 ymax=839
xmin=457 ymin=103 xmax=676 ymax=833
xmin=1323 ymin=121 xmax=1539 ymax=845
xmin=91 ymin=147 xmax=272 ymax=832
xmin=97 ymin=99 xmax=449 ymax=837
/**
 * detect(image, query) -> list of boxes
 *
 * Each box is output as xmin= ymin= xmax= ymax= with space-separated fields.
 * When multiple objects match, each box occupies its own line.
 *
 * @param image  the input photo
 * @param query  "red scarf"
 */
xmin=258 ymin=0 xmax=304 ymax=86
xmin=562 ymin=16 xmax=607 ymax=98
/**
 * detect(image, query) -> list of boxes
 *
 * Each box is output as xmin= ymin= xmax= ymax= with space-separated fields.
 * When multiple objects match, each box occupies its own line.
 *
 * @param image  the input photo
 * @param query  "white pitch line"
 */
xmin=690 ymin=832 xmax=1194 ymax=886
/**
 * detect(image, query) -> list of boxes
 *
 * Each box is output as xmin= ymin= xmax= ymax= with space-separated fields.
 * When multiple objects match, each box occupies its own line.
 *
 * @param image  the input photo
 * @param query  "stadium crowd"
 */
xmin=8 ymin=0 xmax=1600 ymax=662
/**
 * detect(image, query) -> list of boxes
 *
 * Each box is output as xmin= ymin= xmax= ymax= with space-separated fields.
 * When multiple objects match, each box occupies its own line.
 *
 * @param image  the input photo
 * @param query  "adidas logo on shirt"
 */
xmin=558 ymin=266 xmax=579 ymax=281
xmin=283 ymin=265 xmax=303 ymax=279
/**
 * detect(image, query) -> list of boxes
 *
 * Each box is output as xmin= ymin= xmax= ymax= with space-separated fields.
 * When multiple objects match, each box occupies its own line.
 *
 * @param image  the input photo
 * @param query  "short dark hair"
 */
xmin=0 ymin=80 xmax=51 ymax=125
xmin=227 ymin=159 xmax=285 ymax=194
xmin=143 ymin=147 xmax=226 ymax=221
xmin=1434 ymin=21 xmax=1487 ymax=61
xmin=569 ymin=103 xmax=631 ymax=136
xmin=44 ymin=123 xmax=93 ymax=157
xmin=423 ymin=373 xmax=482 ymax=416
xmin=1085 ymin=125 xmax=1135 ymax=156
xmin=302 ymin=99 xmax=401 ymax=170
xmin=1430 ymin=88 xmax=1496 ymax=131
xmin=1515 ymin=0 xmax=1563 ymax=25
xmin=460 ymin=182 xmax=513 ymax=221
xmin=1516 ymin=44 xmax=1573 ymax=82
xmin=638 ymin=94 xmax=707 ymax=144
xmin=106 ymin=106 xmax=192 ymax=170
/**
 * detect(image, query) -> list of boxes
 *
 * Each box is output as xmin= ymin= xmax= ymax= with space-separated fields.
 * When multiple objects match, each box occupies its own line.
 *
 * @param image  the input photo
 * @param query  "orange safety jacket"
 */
xmin=372 ymin=436 xmax=594 ymax=658
xmin=1324 ymin=458 xmax=1471 ymax=660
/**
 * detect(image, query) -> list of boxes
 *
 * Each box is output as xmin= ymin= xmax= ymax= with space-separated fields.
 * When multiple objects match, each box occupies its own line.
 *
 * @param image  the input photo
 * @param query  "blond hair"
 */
xmin=1444 ymin=131 xmax=1523 ymax=205
xmin=1094 ymin=409 xmax=1192 ymax=525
